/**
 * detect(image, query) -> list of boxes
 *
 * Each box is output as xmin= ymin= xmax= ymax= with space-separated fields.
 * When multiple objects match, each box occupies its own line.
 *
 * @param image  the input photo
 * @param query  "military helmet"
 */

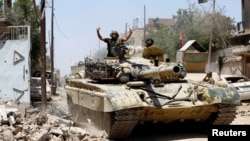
xmin=207 ymin=71 xmax=212 ymax=75
xmin=145 ymin=38 xmax=154 ymax=44
xmin=110 ymin=30 xmax=119 ymax=38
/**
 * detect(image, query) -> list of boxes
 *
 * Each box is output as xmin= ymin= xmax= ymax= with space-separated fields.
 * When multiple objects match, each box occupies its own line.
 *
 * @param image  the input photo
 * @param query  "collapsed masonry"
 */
xmin=0 ymin=99 xmax=108 ymax=141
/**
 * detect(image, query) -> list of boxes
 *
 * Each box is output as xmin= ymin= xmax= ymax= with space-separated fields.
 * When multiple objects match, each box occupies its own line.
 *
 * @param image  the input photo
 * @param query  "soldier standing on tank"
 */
xmin=144 ymin=38 xmax=154 ymax=47
xmin=96 ymin=27 xmax=133 ymax=57
xmin=143 ymin=38 xmax=164 ymax=62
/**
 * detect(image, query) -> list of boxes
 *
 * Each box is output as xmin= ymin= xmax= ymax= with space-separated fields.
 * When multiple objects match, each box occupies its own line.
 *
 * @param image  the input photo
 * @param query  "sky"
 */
xmin=43 ymin=0 xmax=242 ymax=76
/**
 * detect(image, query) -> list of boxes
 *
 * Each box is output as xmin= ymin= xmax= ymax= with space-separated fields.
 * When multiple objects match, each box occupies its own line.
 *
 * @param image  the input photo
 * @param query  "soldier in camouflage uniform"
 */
xmin=142 ymin=38 xmax=164 ymax=62
xmin=144 ymin=38 xmax=154 ymax=47
xmin=96 ymin=27 xmax=133 ymax=57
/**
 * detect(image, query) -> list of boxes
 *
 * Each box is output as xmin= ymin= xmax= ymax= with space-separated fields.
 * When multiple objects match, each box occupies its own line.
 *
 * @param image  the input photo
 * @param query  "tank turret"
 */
xmin=84 ymin=45 xmax=186 ymax=84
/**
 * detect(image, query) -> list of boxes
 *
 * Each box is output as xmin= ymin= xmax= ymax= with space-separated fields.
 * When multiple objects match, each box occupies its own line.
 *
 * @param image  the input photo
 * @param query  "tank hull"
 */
xmin=65 ymin=78 xmax=240 ymax=140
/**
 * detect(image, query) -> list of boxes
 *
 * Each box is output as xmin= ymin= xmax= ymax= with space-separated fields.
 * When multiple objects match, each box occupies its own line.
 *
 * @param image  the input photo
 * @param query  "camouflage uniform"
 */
xmin=142 ymin=46 xmax=164 ymax=62
xmin=142 ymin=38 xmax=164 ymax=62
xmin=104 ymin=38 xmax=124 ymax=57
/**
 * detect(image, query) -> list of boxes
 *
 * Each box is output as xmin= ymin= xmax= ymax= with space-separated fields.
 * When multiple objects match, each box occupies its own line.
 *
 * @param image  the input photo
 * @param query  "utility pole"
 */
xmin=98 ymin=40 xmax=100 ymax=61
xmin=40 ymin=0 xmax=47 ymax=111
xmin=125 ymin=22 xmax=128 ymax=37
xmin=144 ymin=5 xmax=146 ymax=42
xmin=199 ymin=0 xmax=215 ymax=71
xmin=50 ymin=0 xmax=55 ymax=95
xmin=207 ymin=0 xmax=215 ymax=71
xmin=179 ymin=28 xmax=185 ymax=48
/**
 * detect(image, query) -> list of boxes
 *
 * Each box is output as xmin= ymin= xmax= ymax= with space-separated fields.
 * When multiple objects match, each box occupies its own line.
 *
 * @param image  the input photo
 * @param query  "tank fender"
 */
xmin=106 ymin=90 xmax=144 ymax=111
xmin=195 ymin=86 xmax=240 ymax=104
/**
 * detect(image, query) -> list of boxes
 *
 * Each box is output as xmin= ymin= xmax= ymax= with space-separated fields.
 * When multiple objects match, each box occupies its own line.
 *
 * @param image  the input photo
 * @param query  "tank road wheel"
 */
xmin=212 ymin=104 xmax=237 ymax=125
xmin=91 ymin=109 xmax=139 ymax=140
xmin=108 ymin=109 xmax=138 ymax=140
xmin=66 ymin=98 xmax=138 ymax=140
xmin=88 ymin=110 xmax=137 ymax=140
xmin=91 ymin=110 xmax=137 ymax=140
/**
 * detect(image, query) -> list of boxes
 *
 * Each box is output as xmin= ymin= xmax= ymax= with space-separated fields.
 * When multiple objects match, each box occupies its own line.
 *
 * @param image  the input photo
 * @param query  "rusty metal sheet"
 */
xmin=179 ymin=40 xmax=207 ymax=52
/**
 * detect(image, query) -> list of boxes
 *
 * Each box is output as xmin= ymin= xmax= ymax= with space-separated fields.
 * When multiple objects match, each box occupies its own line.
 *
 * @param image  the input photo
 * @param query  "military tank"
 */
xmin=64 ymin=45 xmax=240 ymax=140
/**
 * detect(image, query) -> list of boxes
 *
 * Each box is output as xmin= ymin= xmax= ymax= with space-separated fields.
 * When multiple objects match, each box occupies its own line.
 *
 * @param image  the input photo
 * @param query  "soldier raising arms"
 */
xmin=96 ymin=27 xmax=133 ymax=57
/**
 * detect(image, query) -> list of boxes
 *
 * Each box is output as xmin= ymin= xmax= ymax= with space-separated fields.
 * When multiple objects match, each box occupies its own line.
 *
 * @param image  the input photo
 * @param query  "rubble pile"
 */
xmin=0 ymin=101 xmax=108 ymax=141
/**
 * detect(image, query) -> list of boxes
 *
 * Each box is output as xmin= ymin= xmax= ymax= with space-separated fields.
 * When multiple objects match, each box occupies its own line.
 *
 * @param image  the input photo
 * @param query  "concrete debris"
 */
xmin=237 ymin=110 xmax=250 ymax=116
xmin=0 ymin=129 xmax=14 ymax=141
xmin=47 ymin=114 xmax=74 ymax=127
xmin=236 ymin=102 xmax=250 ymax=117
xmin=0 ymin=105 xmax=8 ymax=124
xmin=50 ymin=128 xmax=63 ymax=136
xmin=27 ymin=129 xmax=50 ymax=141
xmin=0 ymin=103 xmax=108 ymax=141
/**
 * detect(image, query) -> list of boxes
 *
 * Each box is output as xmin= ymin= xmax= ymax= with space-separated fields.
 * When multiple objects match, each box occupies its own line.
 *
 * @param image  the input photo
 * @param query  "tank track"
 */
xmin=108 ymin=109 xmax=139 ymax=140
xmin=212 ymin=104 xmax=237 ymax=125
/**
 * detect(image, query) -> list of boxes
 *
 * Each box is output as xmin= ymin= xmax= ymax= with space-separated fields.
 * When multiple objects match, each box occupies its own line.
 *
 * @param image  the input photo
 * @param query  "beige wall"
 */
xmin=209 ymin=47 xmax=244 ymax=76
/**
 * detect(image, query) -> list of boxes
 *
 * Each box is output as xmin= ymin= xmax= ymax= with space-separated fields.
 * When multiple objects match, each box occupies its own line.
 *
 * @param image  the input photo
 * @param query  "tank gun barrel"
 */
xmin=158 ymin=65 xmax=181 ymax=77
xmin=136 ymin=64 xmax=182 ymax=80
xmin=137 ymin=67 xmax=161 ymax=79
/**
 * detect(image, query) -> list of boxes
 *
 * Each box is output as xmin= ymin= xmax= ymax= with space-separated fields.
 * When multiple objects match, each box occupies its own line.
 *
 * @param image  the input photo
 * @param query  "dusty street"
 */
xmin=38 ymin=86 xmax=250 ymax=141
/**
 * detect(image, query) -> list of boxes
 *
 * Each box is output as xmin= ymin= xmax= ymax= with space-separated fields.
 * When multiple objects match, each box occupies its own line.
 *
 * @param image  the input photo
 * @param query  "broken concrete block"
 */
xmin=42 ymin=123 xmax=51 ymax=131
xmin=67 ymin=135 xmax=81 ymax=141
xmin=0 ymin=133 xmax=4 ymax=140
xmin=14 ymin=132 xmax=27 ymax=140
xmin=5 ymin=108 xmax=19 ymax=114
xmin=50 ymin=135 xmax=64 ymax=141
xmin=27 ymin=129 xmax=50 ymax=141
xmin=68 ymin=126 xmax=88 ymax=135
xmin=50 ymin=128 xmax=63 ymax=136
xmin=25 ymin=108 xmax=40 ymax=118
xmin=29 ymin=124 xmax=39 ymax=130
xmin=0 ymin=105 xmax=8 ymax=124
xmin=59 ymin=123 xmax=66 ymax=129
xmin=78 ymin=133 xmax=88 ymax=140
xmin=81 ymin=136 xmax=90 ymax=141
xmin=1 ymin=130 xmax=14 ymax=141
xmin=11 ymin=125 xmax=22 ymax=135
xmin=8 ymin=115 xmax=16 ymax=126
xmin=47 ymin=114 xmax=73 ymax=126
xmin=14 ymin=110 xmax=22 ymax=116
xmin=47 ymin=117 xmax=57 ymax=126
xmin=35 ymin=112 xmax=48 ymax=125
xmin=15 ymin=117 xmax=23 ymax=124
xmin=22 ymin=125 xmax=30 ymax=134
